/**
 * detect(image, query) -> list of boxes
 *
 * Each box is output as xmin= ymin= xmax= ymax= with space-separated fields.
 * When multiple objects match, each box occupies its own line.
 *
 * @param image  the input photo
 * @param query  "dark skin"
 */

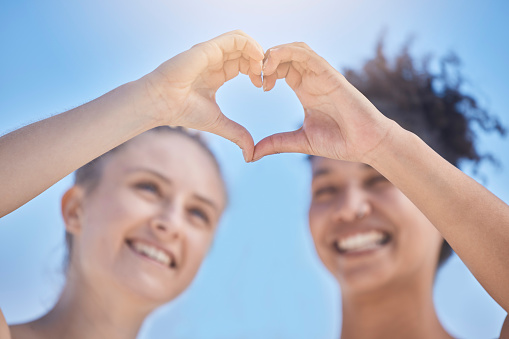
xmin=254 ymin=42 xmax=509 ymax=337
xmin=1 ymin=36 xmax=508 ymax=337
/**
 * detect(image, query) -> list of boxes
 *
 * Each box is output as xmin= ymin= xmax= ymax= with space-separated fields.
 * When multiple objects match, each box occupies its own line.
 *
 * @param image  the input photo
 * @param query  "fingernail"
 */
xmin=242 ymin=149 xmax=248 ymax=162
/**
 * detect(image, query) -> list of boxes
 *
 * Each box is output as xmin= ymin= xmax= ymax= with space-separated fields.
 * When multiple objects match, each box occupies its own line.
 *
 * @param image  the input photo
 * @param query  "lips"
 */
xmin=334 ymin=230 xmax=391 ymax=254
xmin=126 ymin=239 xmax=177 ymax=268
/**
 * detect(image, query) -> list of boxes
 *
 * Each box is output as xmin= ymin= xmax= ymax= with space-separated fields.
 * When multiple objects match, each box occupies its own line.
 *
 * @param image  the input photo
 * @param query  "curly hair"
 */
xmin=342 ymin=39 xmax=506 ymax=269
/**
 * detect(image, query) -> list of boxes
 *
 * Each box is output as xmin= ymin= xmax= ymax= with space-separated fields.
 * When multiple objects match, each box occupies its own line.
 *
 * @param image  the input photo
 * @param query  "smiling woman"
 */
xmin=253 ymin=39 xmax=509 ymax=338
xmin=8 ymin=128 xmax=226 ymax=339
xmin=65 ymin=127 xmax=225 ymax=269
xmin=0 ymin=30 xmax=263 ymax=339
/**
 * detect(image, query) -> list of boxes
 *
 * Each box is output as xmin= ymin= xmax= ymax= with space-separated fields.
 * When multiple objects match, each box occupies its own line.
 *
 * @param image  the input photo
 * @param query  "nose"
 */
xmin=150 ymin=202 xmax=185 ymax=240
xmin=332 ymin=184 xmax=372 ymax=223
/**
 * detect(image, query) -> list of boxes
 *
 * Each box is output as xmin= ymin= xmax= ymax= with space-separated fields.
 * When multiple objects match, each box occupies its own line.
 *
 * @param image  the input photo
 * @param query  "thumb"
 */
xmin=206 ymin=111 xmax=254 ymax=162
xmin=252 ymin=129 xmax=308 ymax=162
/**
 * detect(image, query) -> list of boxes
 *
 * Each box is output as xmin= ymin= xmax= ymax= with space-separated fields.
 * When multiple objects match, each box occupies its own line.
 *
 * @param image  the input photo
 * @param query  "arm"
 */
xmin=0 ymin=309 xmax=11 ymax=339
xmin=0 ymin=30 xmax=263 ymax=218
xmin=368 ymin=119 xmax=509 ymax=311
xmin=253 ymin=42 xmax=509 ymax=311
xmin=501 ymin=315 xmax=509 ymax=339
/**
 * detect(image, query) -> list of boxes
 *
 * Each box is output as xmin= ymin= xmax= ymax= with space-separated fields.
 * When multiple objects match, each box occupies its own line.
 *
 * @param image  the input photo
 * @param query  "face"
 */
xmin=64 ymin=132 xmax=226 ymax=306
xmin=309 ymin=157 xmax=443 ymax=295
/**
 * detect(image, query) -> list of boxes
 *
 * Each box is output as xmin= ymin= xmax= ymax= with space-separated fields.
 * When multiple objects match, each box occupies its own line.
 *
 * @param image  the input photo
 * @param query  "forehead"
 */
xmin=103 ymin=132 xmax=226 ymax=207
xmin=311 ymin=157 xmax=376 ymax=180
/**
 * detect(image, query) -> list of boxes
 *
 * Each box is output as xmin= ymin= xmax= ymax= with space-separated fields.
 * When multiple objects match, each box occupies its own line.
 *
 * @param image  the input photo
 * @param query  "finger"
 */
xmin=218 ymin=56 xmax=262 ymax=88
xmin=252 ymin=129 xmax=308 ymax=161
xmin=239 ymin=57 xmax=250 ymax=75
xmin=263 ymin=44 xmax=310 ymax=76
xmin=224 ymin=50 xmax=243 ymax=61
xmin=284 ymin=64 xmax=304 ymax=91
xmin=211 ymin=31 xmax=264 ymax=65
xmin=263 ymin=44 xmax=326 ymax=77
xmin=223 ymin=55 xmax=262 ymax=88
xmin=222 ymin=59 xmax=241 ymax=82
xmin=224 ymin=53 xmax=262 ymax=80
xmin=222 ymin=30 xmax=265 ymax=62
xmin=242 ymin=58 xmax=262 ymax=88
xmin=262 ymin=72 xmax=277 ymax=92
xmin=206 ymin=111 xmax=255 ymax=162
xmin=249 ymin=56 xmax=263 ymax=76
xmin=188 ymin=32 xmax=263 ymax=80
xmin=262 ymin=62 xmax=291 ymax=91
xmin=249 ymin=72 xmax=262 ymax=88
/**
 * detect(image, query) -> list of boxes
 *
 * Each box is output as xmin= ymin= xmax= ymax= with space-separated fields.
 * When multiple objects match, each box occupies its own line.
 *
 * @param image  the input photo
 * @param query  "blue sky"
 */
xmin=1 ymin=0 xmax=508 ymax=338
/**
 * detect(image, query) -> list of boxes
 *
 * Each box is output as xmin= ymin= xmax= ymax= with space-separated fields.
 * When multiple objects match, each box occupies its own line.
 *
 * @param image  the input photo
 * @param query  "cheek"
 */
xmin=182 ymin=229 xmax=214 ymax=273
xmin=85 ymin=187 xmax=157 ymax=232
xmin=309 ymin=204 xmax=328 ymax=246
xmin=309 ymin=204 xmax=335 ymax=265
xmin=381 ymin=190 xmax=441 ymax=270
xmin=78 ymin=192 xmax=150 ymax=266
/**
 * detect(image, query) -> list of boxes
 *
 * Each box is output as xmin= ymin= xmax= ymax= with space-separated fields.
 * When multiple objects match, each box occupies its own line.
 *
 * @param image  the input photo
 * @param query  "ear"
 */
xmin=61 ymin=186 xmax=85 ymax=235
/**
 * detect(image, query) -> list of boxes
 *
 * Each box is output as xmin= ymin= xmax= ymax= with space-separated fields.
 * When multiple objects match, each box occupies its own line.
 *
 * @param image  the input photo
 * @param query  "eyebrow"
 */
xmin=126 ymin=167 xmax=172 ymax=184
xmin=192 ymin=194 xmax=220 ymax=212
xmin=312 ymin=168 xmax=330 ymax=179
xmin=126 ymin=167 xmax=220 ymax=212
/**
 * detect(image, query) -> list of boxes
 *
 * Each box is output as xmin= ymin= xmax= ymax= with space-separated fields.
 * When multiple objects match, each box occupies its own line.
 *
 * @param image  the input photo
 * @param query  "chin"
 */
xmin=323 ymin=254 xmax=397 ymax=295
xmin=336 ymin=270 xmax=393 ymax=295
xmin=109 ymin=261 xmax=187 ymax=306
xmin=105 ymin=241 xmax=196 ymax=304
xmin=117 ymin=275 xmax=186 ymax=306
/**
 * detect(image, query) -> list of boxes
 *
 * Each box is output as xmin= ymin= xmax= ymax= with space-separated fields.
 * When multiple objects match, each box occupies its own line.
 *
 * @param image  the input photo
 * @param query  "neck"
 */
xmin=23 ymin=268 xmax=157 ymax=339
xmin=340 ymin=277 xmax=451 ymax=339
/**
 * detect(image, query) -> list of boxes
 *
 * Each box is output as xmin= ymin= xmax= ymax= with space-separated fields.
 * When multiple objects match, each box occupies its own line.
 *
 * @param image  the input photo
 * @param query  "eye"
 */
xmin=313 ymin=186 xmax=339 ymax=199
xmin=134 ymin=181 xmax=161 ymax=196
xmin=189 ymin=207 xmax=210 ymax=226
xmin=365 ymin=175 xmax=390 ymax=188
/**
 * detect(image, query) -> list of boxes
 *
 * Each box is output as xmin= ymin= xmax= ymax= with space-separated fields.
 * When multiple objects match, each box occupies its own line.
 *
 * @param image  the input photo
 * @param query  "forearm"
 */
xmin=0 ymin=80 xmax=158 ymax=217
xmin=0 ymin=309 xmax=11 ymax=339
xmin=368 ymin=122 xmax=509 ymax=310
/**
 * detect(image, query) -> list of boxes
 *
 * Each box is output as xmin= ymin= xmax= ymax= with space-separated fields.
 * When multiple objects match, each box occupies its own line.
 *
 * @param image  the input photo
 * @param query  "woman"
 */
xmin=254 ymin=42 xmax=509 ymax=337
xmin=0 ymin=30 xmax=264 ymax=339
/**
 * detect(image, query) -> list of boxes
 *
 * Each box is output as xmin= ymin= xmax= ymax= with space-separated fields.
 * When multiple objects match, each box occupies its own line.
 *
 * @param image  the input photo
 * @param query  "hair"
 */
xmin=313 ymin=39 xmax=506 ymax=269
xmin=74 ymin=126 xmax=223 ymax=192
xmin=64 ymin=126 xmax=225 ymax=271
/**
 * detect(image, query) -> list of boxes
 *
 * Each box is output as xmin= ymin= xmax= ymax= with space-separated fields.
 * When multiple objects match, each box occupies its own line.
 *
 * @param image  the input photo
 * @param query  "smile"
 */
xmin=334 ymin=230 xmax=390 ymax=254
xmin=126 ymin=240 xmax=176 ymax=268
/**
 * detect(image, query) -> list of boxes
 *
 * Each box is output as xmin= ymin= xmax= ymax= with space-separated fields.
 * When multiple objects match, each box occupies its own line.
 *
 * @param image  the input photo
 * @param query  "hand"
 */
xmin=253 ymin=42 xmax=394 ymax=163
xmin=141 ymin=30 xmax=264 ymax=161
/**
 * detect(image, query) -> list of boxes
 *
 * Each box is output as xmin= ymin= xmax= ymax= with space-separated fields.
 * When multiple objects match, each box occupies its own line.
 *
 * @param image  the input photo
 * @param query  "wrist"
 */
xmin=362 ymin=119 xmax=412 ymax=168
xmin=122 ymin=77 xmax=171 ymax=129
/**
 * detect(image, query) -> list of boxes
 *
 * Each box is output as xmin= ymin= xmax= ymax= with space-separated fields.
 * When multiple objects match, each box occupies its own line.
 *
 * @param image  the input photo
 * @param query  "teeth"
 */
xmin=131 ymin=241 xmax=172 ymax=267
xmin=336 ymin=231 xmax=388 ymax=253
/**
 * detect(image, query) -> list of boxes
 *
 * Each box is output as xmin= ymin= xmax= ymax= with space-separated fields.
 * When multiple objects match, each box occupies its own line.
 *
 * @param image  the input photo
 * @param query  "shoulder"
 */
xmin=0 ymin=309 xmax=12 ymax=339
xmin=501 ymin=314 xmax=509 ymax=339
xmin=0 ymin=310 xmax=38 ymax=339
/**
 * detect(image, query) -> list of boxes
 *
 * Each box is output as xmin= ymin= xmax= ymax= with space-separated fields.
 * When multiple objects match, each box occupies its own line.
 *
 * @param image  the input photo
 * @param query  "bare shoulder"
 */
xmin=0 ymin=309 xmax=12 ymax=339
xmin=0 ymin=315 xmax=39 ymax=339
xmin=7 ymin=323 xmax=41 ymax=339
xmin=501 ymin=314 xmax=509 ymax=339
